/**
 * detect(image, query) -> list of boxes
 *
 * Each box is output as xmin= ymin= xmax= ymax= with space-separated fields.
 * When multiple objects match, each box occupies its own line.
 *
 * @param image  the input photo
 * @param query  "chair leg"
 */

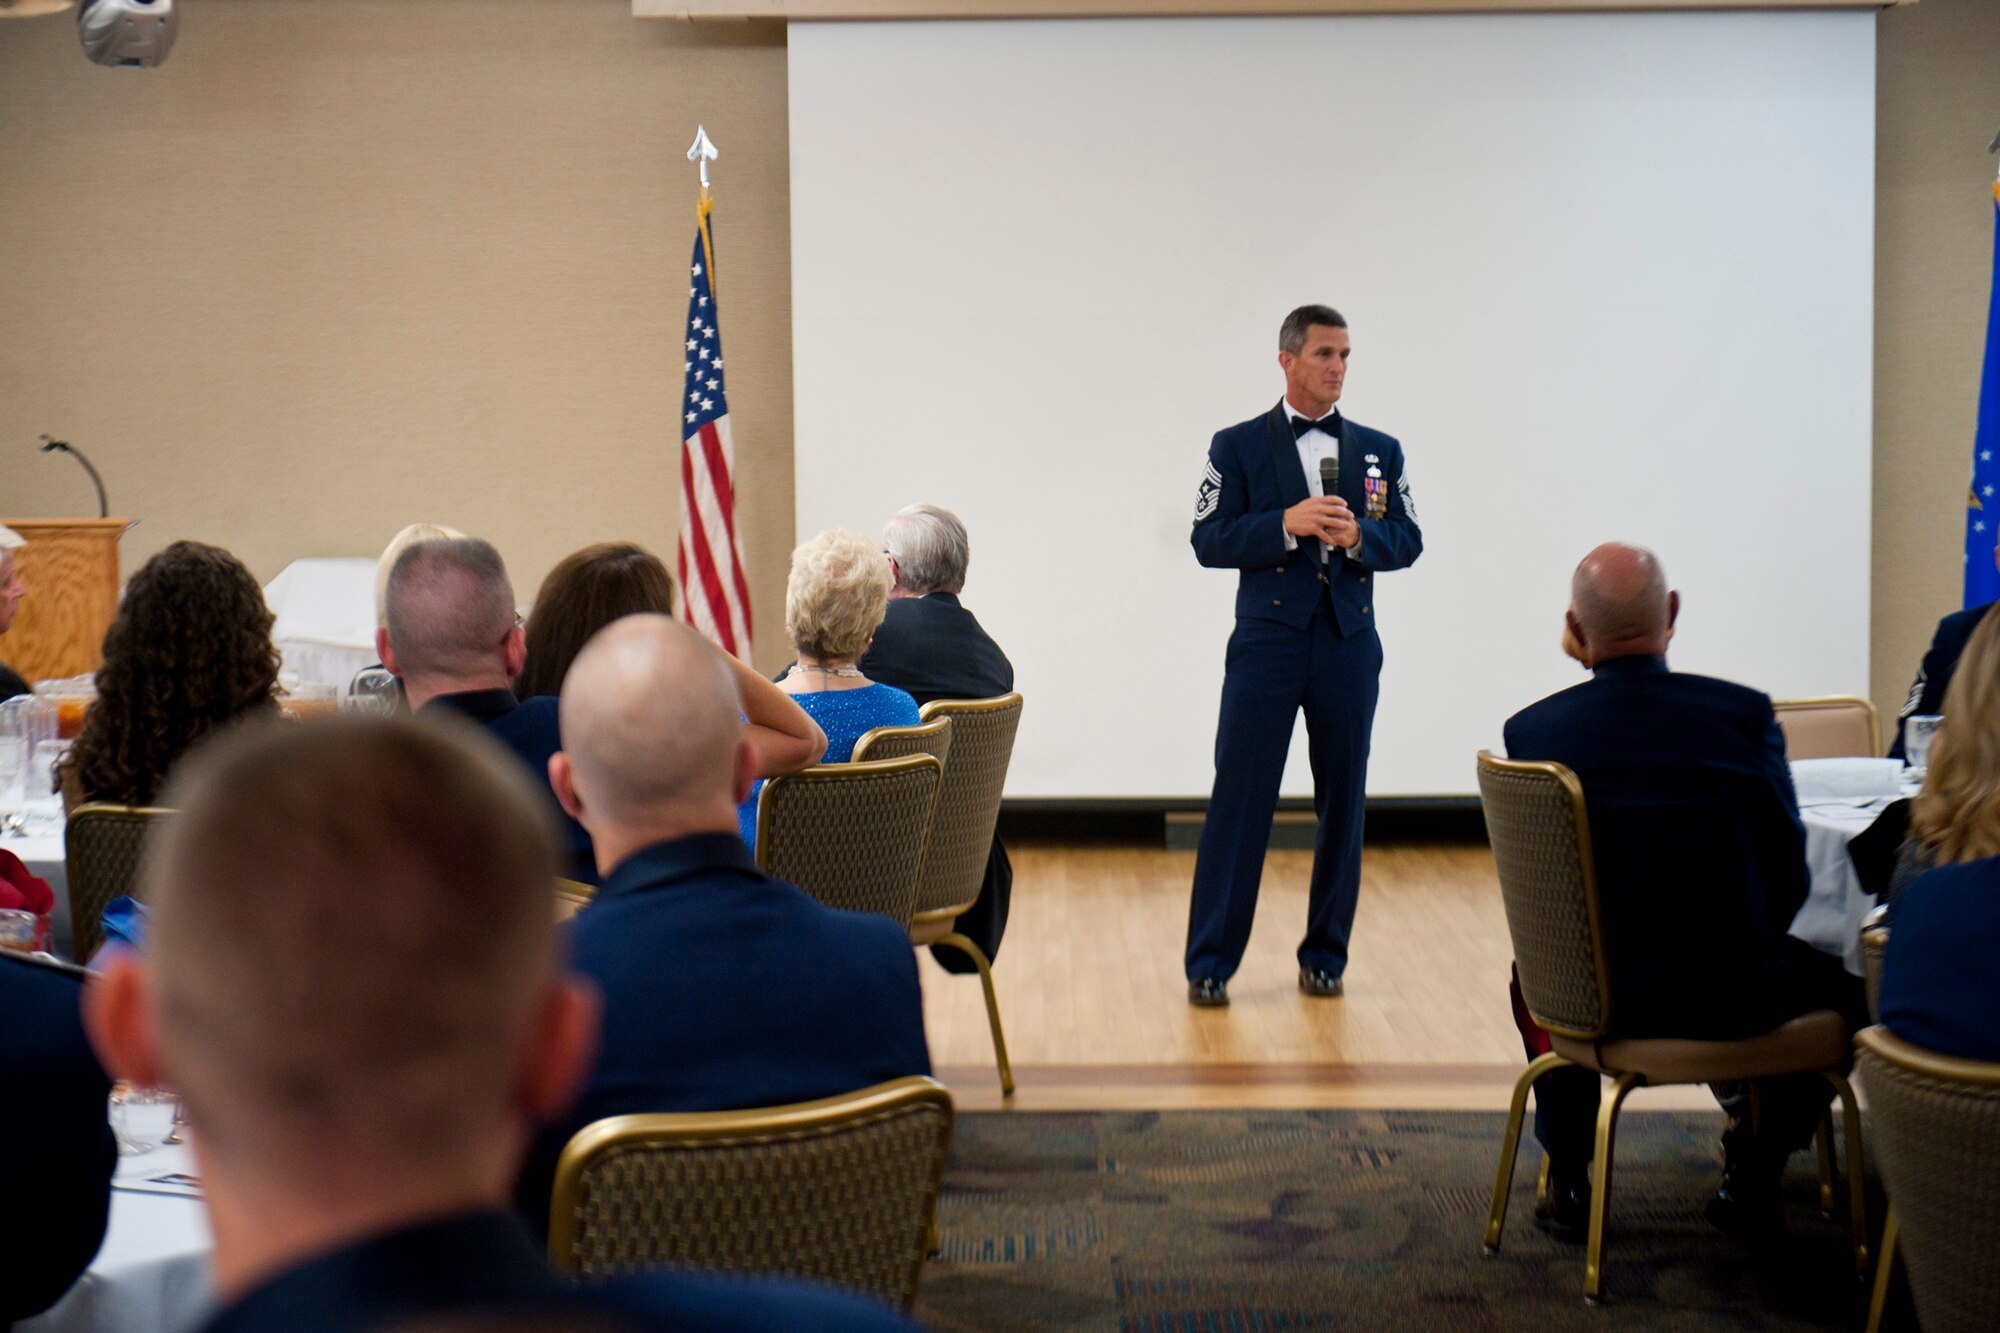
xmin=1537 ymin=1152 xmax=1551 ymax=1207
xmin=938 ymin=932 xmax=1013 ymax=1096
xmin=1485 ymin=1052 xmax=1569 ymax=1253
xmin=1815 ymin=1110 xmax=1837 ymax=1215
xmin=1584 ymin=1072 xmax=1642 ymax=1305
xmin=1865 ymin=1205 xmax=1897 ymax=1333
xmin=1824 ymin=1071 xmax=1870 ymax=1275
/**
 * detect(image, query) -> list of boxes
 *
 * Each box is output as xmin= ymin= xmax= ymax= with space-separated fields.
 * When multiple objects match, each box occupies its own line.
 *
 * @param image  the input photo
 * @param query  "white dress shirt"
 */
xmin=1278 ymin=400 xmax=1363 ymax=561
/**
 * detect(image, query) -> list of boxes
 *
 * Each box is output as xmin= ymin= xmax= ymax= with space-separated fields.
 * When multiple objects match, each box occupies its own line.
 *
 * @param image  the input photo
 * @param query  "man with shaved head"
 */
xmin=1504 ymin=544 xmax=1866 ymax=1249
xmin=514 ymin=614 xmax=929 ymax=1228
xmin=84 ymin=716 xmax=913 ymax=1331
xmin=378 ymin=537 xmax=594 ymax=881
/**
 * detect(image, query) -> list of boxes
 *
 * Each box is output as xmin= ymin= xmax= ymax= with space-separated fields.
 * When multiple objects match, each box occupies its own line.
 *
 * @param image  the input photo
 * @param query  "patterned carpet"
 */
xmin=913 ymin=1108 xmax=1889 ymax=1331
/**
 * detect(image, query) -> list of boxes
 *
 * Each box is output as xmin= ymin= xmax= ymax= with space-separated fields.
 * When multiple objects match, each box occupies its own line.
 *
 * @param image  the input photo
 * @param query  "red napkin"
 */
xmin=0 ymin=848 xmax=54 ymax=950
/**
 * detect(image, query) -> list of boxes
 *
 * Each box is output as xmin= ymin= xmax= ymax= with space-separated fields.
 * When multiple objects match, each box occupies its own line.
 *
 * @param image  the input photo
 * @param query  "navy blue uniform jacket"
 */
xmin=1192 ymin=404 xmax=1423 ymax=630
xmin=423 ymin=688 xmax=598 ymax=885
xmin=516 ymin=833 xmax=931 ymax=1230
xmin=198 ymin=1210 xmax=919 ymax=1333
xmin=1890 ymin=600 xmax=1996 ymax=759
xmin=1503 ymin=657 xmax=1813 ymax=1038
xmin=1879 ymin=853 xmax=2000 ymax=1060
xmin=0 ymin=950 xmax=115 ymax=1324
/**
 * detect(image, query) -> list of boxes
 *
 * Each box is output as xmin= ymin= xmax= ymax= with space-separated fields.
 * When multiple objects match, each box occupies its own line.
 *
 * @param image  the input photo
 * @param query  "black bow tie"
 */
xmin=1291 ymin=413 xmax=1339 ymax=438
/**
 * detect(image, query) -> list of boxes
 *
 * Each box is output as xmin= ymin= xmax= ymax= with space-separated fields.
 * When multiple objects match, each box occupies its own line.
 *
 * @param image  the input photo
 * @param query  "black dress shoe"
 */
xmin=1704 ymin=1181 xmax=1790 ymax=1252
xmin=1298 ymin=967 xmax=1344 ymax=998
xmin=1187 ymin=977 xmax=1229 ymax=1007
xmin=1533 ymin=1170 xmax=1591 ymax=1244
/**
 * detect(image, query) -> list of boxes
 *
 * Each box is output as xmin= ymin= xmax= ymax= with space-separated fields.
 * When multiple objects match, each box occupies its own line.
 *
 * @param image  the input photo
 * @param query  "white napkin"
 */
xmin=1789 ymin=757 xmax=1905 ymax=804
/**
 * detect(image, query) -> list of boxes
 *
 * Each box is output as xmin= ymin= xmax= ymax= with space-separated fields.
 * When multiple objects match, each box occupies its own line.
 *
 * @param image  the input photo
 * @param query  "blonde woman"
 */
xmin=1880 ymin=603 xmax=2000 ymax=1057
xmin=738 ymin=529 xmax=919 ymax=847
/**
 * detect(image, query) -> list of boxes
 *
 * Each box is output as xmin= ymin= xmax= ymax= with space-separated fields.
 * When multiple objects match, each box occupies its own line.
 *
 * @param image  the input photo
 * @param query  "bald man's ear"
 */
xmin=503 ymin=624 xmax=528 ymax=682
xmin=1563 ymin=610 xmax=1590 ymax=669
xmin=732 ymin=736 xmax=758 ymax=806
xmin=376 ymin=627 xmax=401 ymax=680
xmin=549 ymin=751 xmax=585 ymax=823
xmin=84 ymin=950 xmax=163 ymax=1091
xmin=1666 ymin=590 xmax=1681 ymax=637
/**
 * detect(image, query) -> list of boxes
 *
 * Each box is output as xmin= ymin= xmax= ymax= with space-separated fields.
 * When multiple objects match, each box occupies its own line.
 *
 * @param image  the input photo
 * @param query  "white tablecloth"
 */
xmin=21 ymin=1111 xmax=215 ymax=1333
xmin=263 ymin=557 xmax=380 ymax=693
xmin=1792 ymin=779 xmax=1918 ymax=976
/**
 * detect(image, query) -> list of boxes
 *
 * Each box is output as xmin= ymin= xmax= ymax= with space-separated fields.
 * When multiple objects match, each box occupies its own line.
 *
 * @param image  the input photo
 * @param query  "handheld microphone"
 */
xmin=1317 ymin=455 xmax=1340 ymax=564
xmin=39 ymin=435 xmax=109 ymax=519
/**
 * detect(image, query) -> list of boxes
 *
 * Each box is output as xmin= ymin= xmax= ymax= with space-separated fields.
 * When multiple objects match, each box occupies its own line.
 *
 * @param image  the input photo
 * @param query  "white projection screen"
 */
xmin=789 ymin=12 xmax=1875 ymax=800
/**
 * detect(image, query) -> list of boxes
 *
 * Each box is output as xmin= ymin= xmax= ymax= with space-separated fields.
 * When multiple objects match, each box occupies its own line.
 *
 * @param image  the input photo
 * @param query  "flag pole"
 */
xmin=688 ymin=124 xmax=720 ymax=299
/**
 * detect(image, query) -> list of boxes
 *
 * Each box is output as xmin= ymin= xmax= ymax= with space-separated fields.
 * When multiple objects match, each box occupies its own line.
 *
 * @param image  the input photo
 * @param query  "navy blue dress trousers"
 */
xmin=1185 ymin=402 xmax=1422 ymax=983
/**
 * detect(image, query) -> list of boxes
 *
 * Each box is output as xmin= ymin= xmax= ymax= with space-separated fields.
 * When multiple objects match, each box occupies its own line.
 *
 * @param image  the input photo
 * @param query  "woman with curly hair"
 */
xmin=515 ymin=541 xmax=677 ymax=700
xmin=59 ymin=541 xmax=281 ymax=810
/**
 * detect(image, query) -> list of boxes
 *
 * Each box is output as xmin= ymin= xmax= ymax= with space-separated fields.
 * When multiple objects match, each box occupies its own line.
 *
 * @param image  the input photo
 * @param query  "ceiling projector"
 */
xmin=77 ymin=0 xmax=177 ymax=68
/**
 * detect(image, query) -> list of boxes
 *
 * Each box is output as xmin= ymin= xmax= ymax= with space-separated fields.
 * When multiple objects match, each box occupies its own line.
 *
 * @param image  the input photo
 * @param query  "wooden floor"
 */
xmin=920 ymin=838 xmax=1713 ymax=1114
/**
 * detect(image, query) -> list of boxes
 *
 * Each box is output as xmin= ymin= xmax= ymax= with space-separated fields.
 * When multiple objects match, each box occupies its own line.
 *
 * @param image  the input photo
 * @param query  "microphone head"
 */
xmin=38 ymin=435 xmax=65 ymax=454
xmin=1318 ymin=454 xmax=1339 ymax=491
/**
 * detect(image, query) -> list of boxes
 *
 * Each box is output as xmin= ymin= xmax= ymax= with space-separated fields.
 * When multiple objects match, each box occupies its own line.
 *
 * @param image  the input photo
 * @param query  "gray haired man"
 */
xmin=0 ymin=526 xmax=29 ymax=702
xmin=860 ymin=503 xmax=1016 ymax=971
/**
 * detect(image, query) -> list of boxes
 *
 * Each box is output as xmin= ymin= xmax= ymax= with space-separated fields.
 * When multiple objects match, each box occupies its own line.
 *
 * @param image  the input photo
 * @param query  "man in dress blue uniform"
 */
xmin=1185 ymin=305 xmax=1423 ymax=1006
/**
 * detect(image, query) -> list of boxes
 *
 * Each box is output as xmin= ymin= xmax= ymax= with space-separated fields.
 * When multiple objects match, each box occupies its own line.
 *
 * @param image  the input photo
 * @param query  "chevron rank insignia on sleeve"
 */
xmin=1194 ymin=461 xmax=1222 ymax=522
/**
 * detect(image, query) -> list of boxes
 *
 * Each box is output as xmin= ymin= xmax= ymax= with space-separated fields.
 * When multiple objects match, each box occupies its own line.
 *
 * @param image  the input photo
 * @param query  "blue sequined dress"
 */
xmin=738 ymin=682 xmax=922 ymax=848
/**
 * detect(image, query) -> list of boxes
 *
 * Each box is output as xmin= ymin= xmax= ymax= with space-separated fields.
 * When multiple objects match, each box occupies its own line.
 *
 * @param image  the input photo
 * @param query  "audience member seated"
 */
xmin=862 ymin=503 xmax=1017 ymax=971
xmin=1879 ymin=607 xmax=2000 ymax=1058
xmin=515 ymin=542 xmax=678 ymax=700
xmin=0 ymin=525 xmax=29 ymax=703
xmin=1889 ymin=544 xmax=1998 ymax=759
xmin=741 ymin=530 xmax=920 ymax=844
xmin=1503 ymin=542 xmax=1867 ymax=1248
xmin=57 ymin=541 xmax=280 ymax=809
xmin=513 ymin=541 xmax=824 ymax=852
xmin=1877 ymin=603 xmax=2000 ymax=906
xmin=82 ymin=716 xmax=912 ymax=1333
xmin=517 ymin=615 xmax=930 ymax=1230
xmin=378 ymin=537 xmax=593 ymax=880
xmin=0 ymin=948 xmax=115 ymax=1325
xmin=353 ymin=522 xmax=465 ymax=703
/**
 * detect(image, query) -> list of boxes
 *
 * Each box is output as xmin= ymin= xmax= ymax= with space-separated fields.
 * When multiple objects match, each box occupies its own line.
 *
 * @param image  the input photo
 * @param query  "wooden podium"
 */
xmin=1 ymin=518 xmax=130 ymax=684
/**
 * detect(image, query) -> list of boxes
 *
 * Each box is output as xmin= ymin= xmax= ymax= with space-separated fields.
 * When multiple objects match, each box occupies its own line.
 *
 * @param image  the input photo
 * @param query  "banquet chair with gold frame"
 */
xmin=547 ymin=1075 xmax=955 ymax=1310
xmin=851 ymin=715 xmax=952 ymax=771
xmin=1860 ymin=906 xmax=1889 ymax=1024
xmin=1856 ymin=1027 xmax=2000 ymax=1333
xmin=903 ymin=694 xmax=1023 ymax=1096
xmin=1773 ymin=696 xmax=1881 ymax=760
xmin=553 ymin=877 xmax=595 ymax=923
xmin=1475 ymin=751 xmax=1868 ymax=1303
xmin=64 ymin=803 xmax=172 ymax=963
xmin=754 ymin=754 xmax=942 ymax=932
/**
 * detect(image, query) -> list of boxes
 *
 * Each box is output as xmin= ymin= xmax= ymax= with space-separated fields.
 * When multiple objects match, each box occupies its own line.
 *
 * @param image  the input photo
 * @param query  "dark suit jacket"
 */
xmin=421 ymin=688 xmax=597 ymax=885
xmin=0 ymin=951 xmax=115 ymax=1324
xmin=860 ymin=592 xmax=1014 ymax=704
xmin=0 ymin=660 xmax=27 ymax=704
xmin=516 ymin=833 xmax=931 ymax=1231
xmin=1879 ymin=853 xmax=2000 ymax=1060
xmin=1503 ymin=655 xmax=1815 ymax=1038
xmin=859 ymin=592 xmax=1017 ymax=970
xmin=1890 ymin=600 xmax=1995 ymax=759
xmin=198 ymin=1209 xmax=918 ymax=1333
xmin=1191 ymin=402 xmax=1423 ymax=636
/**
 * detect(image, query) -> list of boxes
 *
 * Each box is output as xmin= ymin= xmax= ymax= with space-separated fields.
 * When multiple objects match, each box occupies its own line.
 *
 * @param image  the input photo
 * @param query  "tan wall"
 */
xmin=2 ymin=0 xmax=1993 ymax=706
xmin=0 ymin=0 xmax=797 ymax=670
xmin=1874 ymin=0 xmax=2000 ymax=735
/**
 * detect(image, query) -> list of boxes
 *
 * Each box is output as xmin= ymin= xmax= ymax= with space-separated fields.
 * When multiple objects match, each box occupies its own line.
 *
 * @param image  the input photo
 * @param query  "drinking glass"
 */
xmin=0 ymin=735 xmax=25 ymax=832
xmin=1905 ymin=714 xmax=1943 ymax=774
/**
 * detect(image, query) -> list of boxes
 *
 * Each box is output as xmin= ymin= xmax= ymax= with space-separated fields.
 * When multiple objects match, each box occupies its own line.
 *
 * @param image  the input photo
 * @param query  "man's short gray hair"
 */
xmin=384 ymin=538 xmax=516 ymax=679
xmin=883 ymin=503 xmax=970 ymax=595
xmin=1279 ymin=304 xmax=1347 ymax=356
xmin=0 ymin=525 xmax=22 ymax=578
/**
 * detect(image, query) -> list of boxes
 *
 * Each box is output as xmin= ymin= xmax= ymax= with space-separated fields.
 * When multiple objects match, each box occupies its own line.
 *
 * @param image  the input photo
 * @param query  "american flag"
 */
xmin=678 ymin=210 xmax=754 ymax=657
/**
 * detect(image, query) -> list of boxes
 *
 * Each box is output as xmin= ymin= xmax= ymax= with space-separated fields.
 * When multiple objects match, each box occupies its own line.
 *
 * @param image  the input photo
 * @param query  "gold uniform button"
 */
xmin=1275 ymin=565 xmax=1286 ymax=574
xmin=1359 ymin=576 xmax=1368 ymax=584
xmin=1271 ymin=599 xmax=1282 ymax=607
xmin=1362 ymin=606 xmax=1370 ymax=615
